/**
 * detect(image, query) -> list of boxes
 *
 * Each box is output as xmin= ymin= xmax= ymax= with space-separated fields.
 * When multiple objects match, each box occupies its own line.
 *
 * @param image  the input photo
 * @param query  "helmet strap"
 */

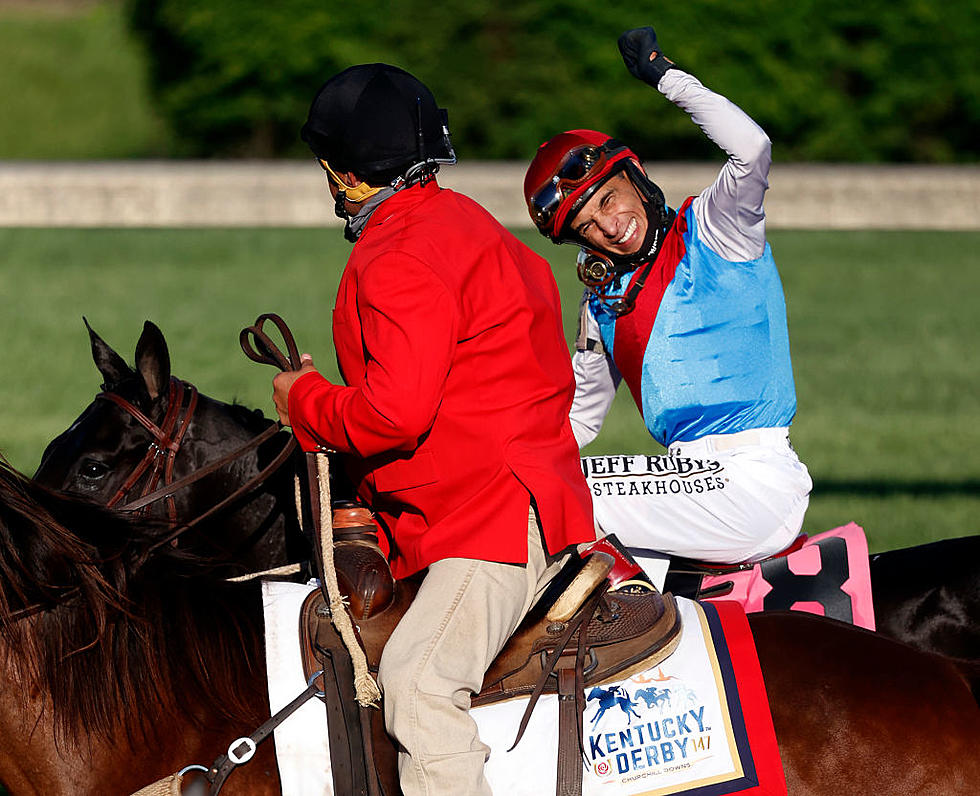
xmin=609 ymin=162 xmax=670 ymax=265
xmin=580 ymin=202 xmax=677 ymax=316
xmin=333 ymin=189 xmax=358 ymax=242
xmin=321 ymin=159 xmax=384 ymax=203
xmin=324 ymin=159 xmax=395 ymax=242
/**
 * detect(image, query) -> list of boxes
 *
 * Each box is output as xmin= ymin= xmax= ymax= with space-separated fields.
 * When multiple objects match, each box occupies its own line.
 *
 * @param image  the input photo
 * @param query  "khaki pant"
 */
xmin=377 ymin=509 xmax=570 ymax=796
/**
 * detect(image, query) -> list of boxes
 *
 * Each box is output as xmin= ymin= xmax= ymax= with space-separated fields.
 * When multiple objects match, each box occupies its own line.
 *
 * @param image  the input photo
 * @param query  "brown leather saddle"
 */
xmin=298 ymin=504 xmax=683 ymax=796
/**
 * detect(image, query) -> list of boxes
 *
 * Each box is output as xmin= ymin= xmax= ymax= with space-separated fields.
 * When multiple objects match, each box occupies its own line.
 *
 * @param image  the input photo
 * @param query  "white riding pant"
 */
xmin=377 ymin=509 xmax=572 ymax=796
xmin=583 ymin=427 xmax=812 ymax=563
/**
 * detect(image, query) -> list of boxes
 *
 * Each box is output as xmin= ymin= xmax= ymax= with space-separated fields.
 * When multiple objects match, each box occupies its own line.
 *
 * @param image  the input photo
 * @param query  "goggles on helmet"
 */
xmin=527 ymin=142 xmax=627 ymax=235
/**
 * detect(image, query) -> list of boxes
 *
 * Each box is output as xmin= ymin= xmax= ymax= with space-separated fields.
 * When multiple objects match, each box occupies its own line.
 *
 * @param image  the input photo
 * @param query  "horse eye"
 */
xmin=79 ymin=460 xmax=109 ymax=481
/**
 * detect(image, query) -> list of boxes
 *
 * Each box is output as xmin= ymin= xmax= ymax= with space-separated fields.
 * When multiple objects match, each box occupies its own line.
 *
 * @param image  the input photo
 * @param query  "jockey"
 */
xmin=524 ymin=26 xmax=812 ymax=564
xmin=273 ymin=63 xmax=595 ymax=795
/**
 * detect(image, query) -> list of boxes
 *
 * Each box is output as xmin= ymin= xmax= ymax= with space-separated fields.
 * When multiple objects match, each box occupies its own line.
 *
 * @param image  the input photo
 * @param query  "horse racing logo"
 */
xmin=585 ymin=668 xmax=715 ymax=786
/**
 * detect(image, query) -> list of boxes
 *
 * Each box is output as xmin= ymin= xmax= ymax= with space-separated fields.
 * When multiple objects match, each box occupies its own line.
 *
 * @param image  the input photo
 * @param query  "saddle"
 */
xmin=299 ymin=504 xmax=682 ymax=796
xmin=664 ymin=532 xmax=809 ymax=599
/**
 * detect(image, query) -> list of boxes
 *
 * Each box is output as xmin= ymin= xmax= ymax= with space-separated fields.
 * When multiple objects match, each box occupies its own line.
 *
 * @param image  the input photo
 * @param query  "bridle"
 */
xmin=93 ymin=312 xmax=307 ymax=557
xmin=96 ymin=378 xmax=296 ymax=553
xmin=99 ymin=377 xmax=199 ymax=525
xmin=6 ymin=372 xmax=295 ymax=625
xmin=11 ymin=315 xmax=304 ymax=628
xmin=7 ymin=314 xmax=335 ymax=794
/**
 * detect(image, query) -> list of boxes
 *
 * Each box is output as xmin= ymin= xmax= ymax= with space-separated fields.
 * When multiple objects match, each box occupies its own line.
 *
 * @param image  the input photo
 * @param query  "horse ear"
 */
xmin=134 ymin=321 xmax=171 ymax=401
xmin=84 ymin=317 xmax=133 ymax=388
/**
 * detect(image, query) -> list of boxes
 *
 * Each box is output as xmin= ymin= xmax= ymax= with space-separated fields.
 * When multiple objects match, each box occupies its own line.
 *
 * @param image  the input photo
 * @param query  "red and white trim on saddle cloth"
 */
xmin=702 ymin=523 xmax=875 ymax=630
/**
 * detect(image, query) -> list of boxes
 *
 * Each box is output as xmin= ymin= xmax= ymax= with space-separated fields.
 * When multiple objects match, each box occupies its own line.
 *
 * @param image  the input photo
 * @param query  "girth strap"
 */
xmin=202 ymin=675 xmax=323 ymax=794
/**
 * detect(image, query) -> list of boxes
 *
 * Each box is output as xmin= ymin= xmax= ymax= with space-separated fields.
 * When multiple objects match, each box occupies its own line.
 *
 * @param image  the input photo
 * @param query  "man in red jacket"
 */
xmin=272 ymin=63 xmax=595 ymax=795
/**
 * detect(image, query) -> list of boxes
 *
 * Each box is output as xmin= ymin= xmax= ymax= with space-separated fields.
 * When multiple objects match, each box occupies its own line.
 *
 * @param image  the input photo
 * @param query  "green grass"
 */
xmin=0 ymin=227 xmax=977 ymax=554
xmin=0 ymin=1 xmax=170 ymax=158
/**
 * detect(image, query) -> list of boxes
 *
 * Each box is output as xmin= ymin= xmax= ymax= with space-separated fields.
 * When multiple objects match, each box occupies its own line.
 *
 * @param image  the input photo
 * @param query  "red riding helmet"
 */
xmin=524 ymin=129 xmax=639 ymax=243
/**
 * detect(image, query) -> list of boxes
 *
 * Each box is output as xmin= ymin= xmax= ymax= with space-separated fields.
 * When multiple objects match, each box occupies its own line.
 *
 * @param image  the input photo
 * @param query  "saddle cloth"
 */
xmin=262 ymin=583 xmax=784 ymax=795
xmin=472 ymin=598 xmax=785 ymax=795
xmin=701 ymin=524 xmax=875 ymax=630
xmin=631 ymin=524 xmax=875 ymax=630
xmin=263 ymin=580 xmax=332 ymax=795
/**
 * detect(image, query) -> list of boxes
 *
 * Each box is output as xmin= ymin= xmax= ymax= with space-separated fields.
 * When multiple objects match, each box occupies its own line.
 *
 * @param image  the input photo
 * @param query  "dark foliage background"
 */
xmin=127 ymin=0 xmax=979 ymax=162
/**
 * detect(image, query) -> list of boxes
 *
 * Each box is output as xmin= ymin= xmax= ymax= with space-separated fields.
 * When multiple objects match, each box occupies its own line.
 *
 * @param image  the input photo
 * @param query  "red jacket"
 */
xmin=288 ymin=181 xmax=594 ymax=578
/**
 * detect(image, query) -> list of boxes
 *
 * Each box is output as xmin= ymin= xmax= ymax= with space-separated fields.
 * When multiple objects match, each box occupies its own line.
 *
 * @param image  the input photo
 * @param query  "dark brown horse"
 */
xmin=34 ymin=321 xmax=980 ymax=662
xmin=34 ymin=319 xmax=309 ymax=578
xmin=1 ymin=457 xmax=979 ymax=795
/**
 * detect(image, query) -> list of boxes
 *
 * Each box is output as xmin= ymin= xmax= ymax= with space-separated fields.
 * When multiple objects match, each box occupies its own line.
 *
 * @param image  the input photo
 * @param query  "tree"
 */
xmin=127 ymin=0 xmax=979 ymax=162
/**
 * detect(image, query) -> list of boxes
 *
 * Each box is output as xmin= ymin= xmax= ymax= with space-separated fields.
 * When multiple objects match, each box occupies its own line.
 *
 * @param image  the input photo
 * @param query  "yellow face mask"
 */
xmin=318 ymin=159 xmax=383 ymax=203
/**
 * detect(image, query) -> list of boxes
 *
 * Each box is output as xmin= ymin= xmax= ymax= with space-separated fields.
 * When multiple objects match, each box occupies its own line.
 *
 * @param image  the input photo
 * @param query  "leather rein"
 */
xmin=96 ymin=376 xmax=296 ymax=553
xmin=183 ymin=313 xmax=318 ymax=795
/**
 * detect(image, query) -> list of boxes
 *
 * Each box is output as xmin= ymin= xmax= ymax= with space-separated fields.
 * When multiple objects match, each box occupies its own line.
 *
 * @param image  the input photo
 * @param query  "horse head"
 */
xmin=33 ymin=319 xmax=307 ymax=576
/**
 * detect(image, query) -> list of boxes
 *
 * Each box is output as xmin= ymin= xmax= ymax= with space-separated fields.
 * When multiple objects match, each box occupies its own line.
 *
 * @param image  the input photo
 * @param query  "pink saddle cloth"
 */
xmin=701 ymin=523 xmax=875 ymax=630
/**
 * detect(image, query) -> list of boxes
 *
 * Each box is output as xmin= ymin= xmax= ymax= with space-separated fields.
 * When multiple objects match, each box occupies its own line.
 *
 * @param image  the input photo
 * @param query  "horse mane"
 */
xmin=0 ymin=456 xmax=266 ymax=747
xmin=228 ymin=400 xmax=275 ymax=431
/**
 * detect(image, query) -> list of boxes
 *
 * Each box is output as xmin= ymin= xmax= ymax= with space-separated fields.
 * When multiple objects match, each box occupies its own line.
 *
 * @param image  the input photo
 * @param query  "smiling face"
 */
xmin=568 ymin=171 xmax=649 ymax=257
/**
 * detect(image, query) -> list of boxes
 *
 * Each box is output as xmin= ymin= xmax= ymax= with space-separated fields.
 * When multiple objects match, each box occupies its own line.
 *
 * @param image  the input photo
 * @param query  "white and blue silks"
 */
xmin=570 ymin=70 xmax=811 ymax=563
xmin=587 ymin=201 xmax=796 ymax=448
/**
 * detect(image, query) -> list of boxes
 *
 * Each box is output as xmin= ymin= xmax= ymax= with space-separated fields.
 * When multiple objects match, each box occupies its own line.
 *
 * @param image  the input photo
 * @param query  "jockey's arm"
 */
xmin=570 ymin=294 xmax=621 ymax=448
xmin=658 ymin=69 xmax=772 ymax=262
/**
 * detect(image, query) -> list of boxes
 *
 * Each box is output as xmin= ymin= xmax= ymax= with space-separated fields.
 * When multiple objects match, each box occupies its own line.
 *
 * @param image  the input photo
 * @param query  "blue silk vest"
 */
xmin=588 ymin=199 xmax=796 ymax=447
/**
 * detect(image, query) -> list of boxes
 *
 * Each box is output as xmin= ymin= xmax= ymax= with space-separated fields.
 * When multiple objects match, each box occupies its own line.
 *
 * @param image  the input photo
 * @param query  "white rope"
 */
xmin=130 ymin=772 xmax=183 ymax=796
xmin=294 ymin=474 xmax=304 ymax=532
xmin=225 ymin=562 xmax=302 ymax=582
xmin=314 ymin=453 xmax=383 ymax=708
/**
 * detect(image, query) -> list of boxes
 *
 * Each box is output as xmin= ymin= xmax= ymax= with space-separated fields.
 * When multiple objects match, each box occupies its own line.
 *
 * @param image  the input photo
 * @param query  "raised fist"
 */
xmin=618 ymin=27 xmax=675 ymax=87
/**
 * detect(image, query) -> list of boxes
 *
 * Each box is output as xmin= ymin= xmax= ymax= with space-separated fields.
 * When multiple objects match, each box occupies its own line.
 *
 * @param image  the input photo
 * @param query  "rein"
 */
xmin=133 ymin=314 xmax=322 ymax=796
xmin=96 ymin=377 xmax=297 ymax=552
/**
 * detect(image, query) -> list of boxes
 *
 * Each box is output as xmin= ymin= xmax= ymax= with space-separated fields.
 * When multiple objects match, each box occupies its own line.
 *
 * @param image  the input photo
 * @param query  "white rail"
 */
xmin=0 ymin=161 xmax=977 ymax=229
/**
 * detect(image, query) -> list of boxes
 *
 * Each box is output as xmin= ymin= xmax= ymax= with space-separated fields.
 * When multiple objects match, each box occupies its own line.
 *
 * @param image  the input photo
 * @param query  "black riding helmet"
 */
xmin=300 ymin=63 xmax=455 ymax=187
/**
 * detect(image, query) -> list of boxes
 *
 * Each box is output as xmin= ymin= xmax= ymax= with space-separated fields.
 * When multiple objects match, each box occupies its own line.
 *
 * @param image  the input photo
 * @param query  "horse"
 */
xmin=34 ymin=320 xmax=980 ymax=663
xmin=587 ymin=685 xmax=642 ymax=726
xmin=2 ymin=457 xmax=980 ymax=795
xmin=869 ymin=534 xmax=980 ymax=661
xmin=634 ymin=686 xmax=672 ymax=712
xmin=0 ymin=457 xmax=279 ymax=795
xmin=33 ymin=319 xmax=309 ymax=578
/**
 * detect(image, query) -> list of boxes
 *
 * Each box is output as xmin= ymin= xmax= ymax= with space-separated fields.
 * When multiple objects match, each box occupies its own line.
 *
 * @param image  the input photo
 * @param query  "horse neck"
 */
xmin=0 ymin=645 xmax=271 ymax=796
xmin=1 ymin=556 xmax=269 ymax=745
